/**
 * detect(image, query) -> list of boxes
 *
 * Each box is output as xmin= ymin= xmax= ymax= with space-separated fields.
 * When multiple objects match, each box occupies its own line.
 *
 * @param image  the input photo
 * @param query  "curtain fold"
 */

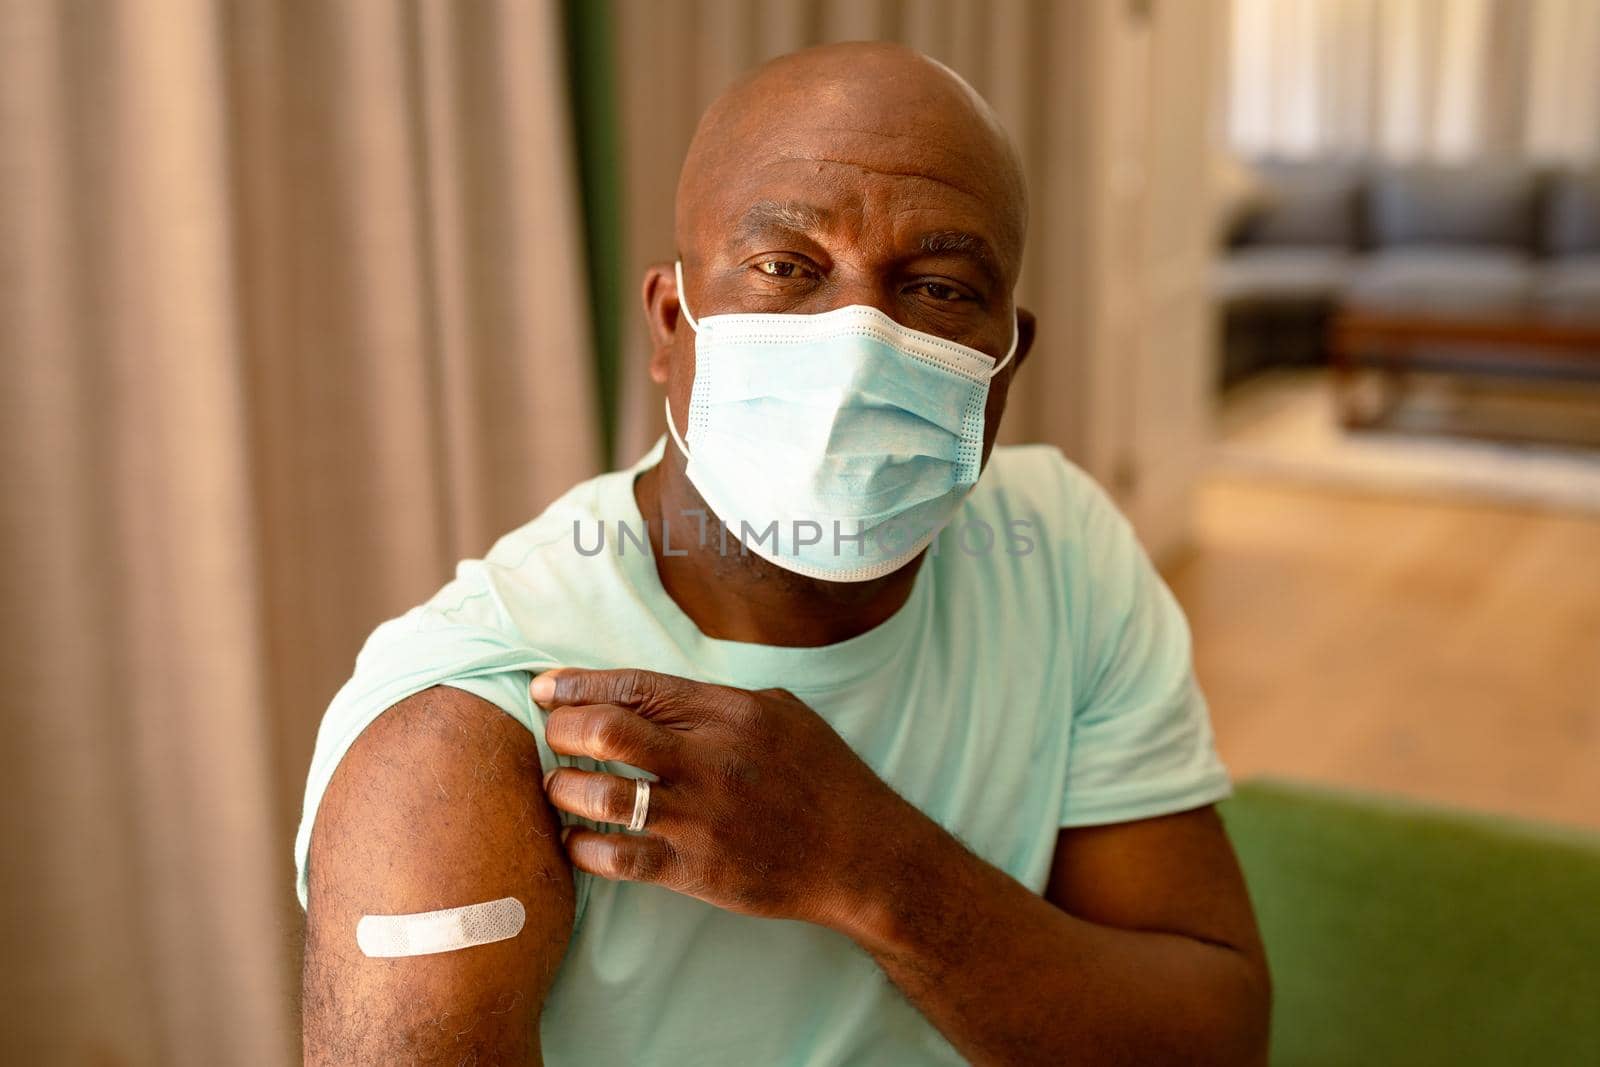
xmin=0 ymin=1 xmax=599 ymax=1063
xmin=1526 ymin=0 xmax=1600 ymax=161
xmin=1229 ymin=0 xmax=1600 ymax=162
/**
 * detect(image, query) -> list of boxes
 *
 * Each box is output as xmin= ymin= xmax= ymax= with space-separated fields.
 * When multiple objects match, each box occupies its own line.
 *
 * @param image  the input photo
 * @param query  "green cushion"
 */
xmin=1219 ymin=779 xmax=1600 ymax=1067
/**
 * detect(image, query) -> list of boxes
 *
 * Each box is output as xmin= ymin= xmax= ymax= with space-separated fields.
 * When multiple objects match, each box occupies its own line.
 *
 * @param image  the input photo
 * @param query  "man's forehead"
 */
xmin=676 ymin=43 xmax=1027 ymax=272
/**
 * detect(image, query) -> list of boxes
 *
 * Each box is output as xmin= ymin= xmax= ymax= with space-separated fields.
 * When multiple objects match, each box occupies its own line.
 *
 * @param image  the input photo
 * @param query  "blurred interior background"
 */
xmin=2 ymin=1 xmax=1596 ymax=1063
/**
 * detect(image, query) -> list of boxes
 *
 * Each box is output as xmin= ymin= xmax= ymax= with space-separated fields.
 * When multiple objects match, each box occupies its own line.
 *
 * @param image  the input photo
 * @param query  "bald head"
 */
xmin=675 ymin=42 xmax=1028 ymax=283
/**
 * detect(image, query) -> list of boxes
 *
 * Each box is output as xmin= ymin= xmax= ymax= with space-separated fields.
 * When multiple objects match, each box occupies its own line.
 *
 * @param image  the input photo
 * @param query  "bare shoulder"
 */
xmin=303 ymin=685 xmax=574 ymax=1065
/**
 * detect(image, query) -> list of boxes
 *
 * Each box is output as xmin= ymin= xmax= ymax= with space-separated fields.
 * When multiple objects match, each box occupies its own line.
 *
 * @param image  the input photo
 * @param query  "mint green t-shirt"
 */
xmin=294 ymin=442 xmax=1230 ymax=1066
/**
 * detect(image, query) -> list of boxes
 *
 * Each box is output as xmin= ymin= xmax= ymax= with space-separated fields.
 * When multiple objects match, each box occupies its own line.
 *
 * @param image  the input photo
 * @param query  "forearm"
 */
xmin=834 ymin=809 xmax=1270 ymax=1066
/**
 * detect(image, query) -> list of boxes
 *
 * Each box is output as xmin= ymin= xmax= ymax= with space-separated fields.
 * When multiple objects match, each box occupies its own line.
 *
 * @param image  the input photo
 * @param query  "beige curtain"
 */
xmin=1228 ymin=0 xmax=1600 ymax=162
xmin=608 ymin=0 xmax=1107 ymax=472
xmin=0 ymin=0 xmax=599 ymax=1063
xmin=1526 ymin=0 xmax=1600 ymax=161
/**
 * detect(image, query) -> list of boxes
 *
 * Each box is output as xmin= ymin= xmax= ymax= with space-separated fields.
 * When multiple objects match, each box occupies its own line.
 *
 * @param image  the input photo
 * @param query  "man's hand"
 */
xmin=533 ymin=667 xmax=913 ymax=930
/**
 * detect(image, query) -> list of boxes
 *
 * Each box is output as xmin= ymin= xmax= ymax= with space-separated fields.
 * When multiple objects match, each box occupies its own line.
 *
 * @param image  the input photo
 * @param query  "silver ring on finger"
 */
xmin=627 ymin=778 xmax=651 ymax=832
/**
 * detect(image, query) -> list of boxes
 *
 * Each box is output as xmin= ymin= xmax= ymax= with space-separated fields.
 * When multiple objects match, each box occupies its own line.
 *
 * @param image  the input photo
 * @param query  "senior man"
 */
xmin=298 ymin=41 xmax=1269 ymax=1066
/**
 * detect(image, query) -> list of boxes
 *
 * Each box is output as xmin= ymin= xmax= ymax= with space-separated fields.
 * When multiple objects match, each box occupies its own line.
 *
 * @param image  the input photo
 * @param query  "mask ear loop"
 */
xmin=988 ymin=314 xmax=1019 ymax=378
xmin=673 ymin=260 xmax=700 ymax=333
xmin=664 ymin=260 xmax=699 ymax=460
xmin=664 ymin=394 xmax=691 ymax=459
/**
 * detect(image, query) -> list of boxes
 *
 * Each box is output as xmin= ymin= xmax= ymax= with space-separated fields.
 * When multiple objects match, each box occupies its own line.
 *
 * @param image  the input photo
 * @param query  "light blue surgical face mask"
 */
xmin=665 ymin=261 xmax=1017 ymax=583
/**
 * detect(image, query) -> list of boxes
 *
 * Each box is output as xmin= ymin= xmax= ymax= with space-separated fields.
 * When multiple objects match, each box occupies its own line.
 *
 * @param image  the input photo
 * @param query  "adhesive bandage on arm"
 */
xmin=356 ymin=897 xmax=526 ymax=958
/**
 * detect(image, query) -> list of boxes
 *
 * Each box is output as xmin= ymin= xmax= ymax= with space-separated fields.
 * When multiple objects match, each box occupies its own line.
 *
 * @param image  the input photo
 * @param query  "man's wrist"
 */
xmin=821 ymin=796 xmax=969 ymax=954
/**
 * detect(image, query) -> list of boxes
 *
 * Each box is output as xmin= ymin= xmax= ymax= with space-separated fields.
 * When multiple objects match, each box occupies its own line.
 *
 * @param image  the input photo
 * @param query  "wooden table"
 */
xmin=1330 ymin=311 xmax=1600 ymax=429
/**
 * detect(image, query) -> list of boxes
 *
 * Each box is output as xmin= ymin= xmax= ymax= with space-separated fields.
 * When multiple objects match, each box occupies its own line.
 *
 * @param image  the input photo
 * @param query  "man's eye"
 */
xmin=917 ymin=282 xmax=966 ymax=302
xmin=757 ymin=261 xmax=801 ymax=278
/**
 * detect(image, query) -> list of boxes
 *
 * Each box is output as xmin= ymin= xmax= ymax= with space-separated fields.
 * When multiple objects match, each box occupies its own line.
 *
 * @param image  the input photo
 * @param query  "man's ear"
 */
xmin=1013 ymin=306 xmax=1038 ymax=370
xmin=641 ymin=262 xmax=684 ymax=385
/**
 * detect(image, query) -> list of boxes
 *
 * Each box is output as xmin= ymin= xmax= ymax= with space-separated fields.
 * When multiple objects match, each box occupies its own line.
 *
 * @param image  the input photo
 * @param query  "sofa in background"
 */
xmin=1220 ymin=779 xmax=1600 ymax=1066
xmin=1216 ymin=162 xmax=1600 ymax=387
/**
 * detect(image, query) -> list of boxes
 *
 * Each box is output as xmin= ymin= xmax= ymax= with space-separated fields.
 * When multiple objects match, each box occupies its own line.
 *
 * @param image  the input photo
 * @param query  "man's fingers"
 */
xmin=563 ymin=828 xmax=677 ymax=885
xmin=544 ymin=769 xmax=659 ymax=828
xmin=544 ymin=704 xmax=677 ymax=767
xmin=532 ymin=667 xmax=697 ymax=717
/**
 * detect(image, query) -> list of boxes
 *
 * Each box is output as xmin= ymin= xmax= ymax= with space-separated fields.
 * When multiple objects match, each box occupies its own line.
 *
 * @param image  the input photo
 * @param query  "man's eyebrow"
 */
xmin=730 ymin=207 xmax=1004 ymax=283
xmin=917 ymin=230 xmax=1002 ymax=284
xmin=734 ymin=200 xmax=832 ymax=240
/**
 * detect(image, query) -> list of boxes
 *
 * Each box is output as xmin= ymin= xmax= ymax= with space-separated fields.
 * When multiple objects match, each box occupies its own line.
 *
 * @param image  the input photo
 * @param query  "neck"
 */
xmin=632 ymin=459 xmax=922 ymax=648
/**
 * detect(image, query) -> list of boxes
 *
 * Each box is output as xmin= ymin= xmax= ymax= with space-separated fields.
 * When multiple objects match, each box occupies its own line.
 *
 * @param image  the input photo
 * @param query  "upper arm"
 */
xmin=302 ymin=685 xmax=575 ymax=1065
xmin=1046 ymin=810 xmax=1270 ymax=996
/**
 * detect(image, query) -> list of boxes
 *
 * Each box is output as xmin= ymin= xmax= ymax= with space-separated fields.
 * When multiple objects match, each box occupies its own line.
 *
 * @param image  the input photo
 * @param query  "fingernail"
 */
xmin=542 ymin=768 xmax=558 ymax=790
xmin=529 ymin=670 xmax=560 ymax=706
